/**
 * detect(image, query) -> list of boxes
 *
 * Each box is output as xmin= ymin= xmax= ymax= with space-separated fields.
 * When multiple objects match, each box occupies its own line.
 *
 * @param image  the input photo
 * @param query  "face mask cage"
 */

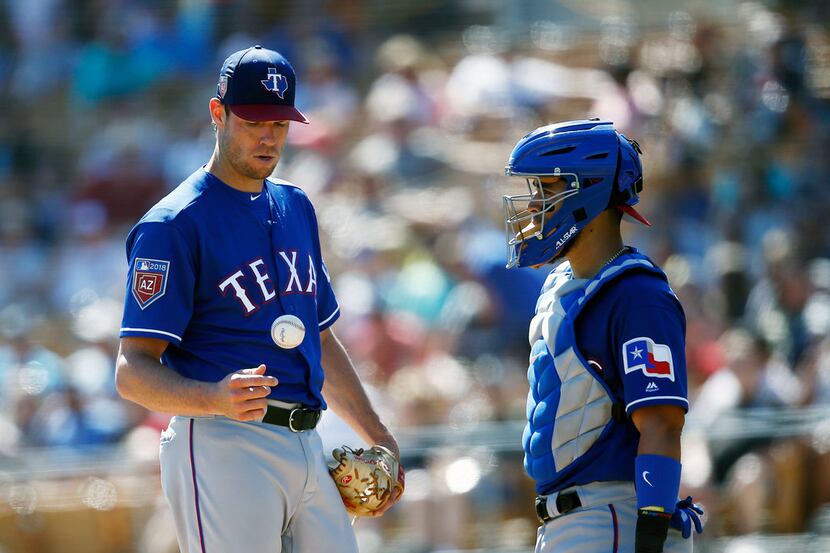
xmin=503 ymin=173 xmax=580 ymax=268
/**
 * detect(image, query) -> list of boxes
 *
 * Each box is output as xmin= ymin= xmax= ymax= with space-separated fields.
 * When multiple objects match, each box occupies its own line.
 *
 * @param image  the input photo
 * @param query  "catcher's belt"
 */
xmin=535 ymin=490 xmax=582 ymax=522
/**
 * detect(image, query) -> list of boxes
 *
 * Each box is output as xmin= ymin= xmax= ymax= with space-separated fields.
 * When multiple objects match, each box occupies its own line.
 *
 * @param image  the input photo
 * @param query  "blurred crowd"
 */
xmin=1 ymin=0 xmax=830 ymax=549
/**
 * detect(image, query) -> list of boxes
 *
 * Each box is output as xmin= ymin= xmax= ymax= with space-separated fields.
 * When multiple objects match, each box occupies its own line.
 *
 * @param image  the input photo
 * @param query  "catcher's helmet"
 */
xmin=503 ymin=119 xmax=649 ymax=268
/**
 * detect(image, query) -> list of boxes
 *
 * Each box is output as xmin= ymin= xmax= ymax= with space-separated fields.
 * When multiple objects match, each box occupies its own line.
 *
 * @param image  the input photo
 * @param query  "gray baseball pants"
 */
xmin=535 ymin=481 xmax=694 ymax=553
xmin=159 ymin=414 xmax=358 ymax=553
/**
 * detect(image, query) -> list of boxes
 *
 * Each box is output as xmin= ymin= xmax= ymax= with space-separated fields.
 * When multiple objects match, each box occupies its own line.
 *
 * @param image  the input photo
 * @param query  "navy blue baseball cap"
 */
xmin=216 ymin=45 xmax=309 ymax=124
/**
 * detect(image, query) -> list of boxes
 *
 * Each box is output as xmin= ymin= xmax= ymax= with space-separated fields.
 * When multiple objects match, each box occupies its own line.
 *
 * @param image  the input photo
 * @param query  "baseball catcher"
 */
xmin=501 ymin=119 xmax=704 ymax=552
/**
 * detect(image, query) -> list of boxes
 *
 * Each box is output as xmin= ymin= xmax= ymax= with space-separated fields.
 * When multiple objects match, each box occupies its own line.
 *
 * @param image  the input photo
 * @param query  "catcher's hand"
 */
xmin=329 ymin=445 xmax=405 ymax=517
xmin=670 ymin=496 xmax=704 ymax=539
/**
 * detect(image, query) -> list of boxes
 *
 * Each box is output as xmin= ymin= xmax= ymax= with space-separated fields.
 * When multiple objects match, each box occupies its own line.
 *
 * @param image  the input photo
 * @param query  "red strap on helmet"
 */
xmin=617 ymin=204 xmax=651 ymax=226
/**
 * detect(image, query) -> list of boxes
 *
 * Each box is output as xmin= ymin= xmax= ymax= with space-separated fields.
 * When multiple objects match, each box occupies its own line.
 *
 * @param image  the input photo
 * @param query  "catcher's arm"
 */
xmin=320 ymin=327 xmax=403 ymax=515
xmin=631 ymin=404 xmax=686 ymax=552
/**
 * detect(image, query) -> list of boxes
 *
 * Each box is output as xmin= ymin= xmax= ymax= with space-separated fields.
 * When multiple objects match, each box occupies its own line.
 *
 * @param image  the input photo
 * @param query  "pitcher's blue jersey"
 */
xmin=524 ymin=252 xmax=688 ymax=495
xmin=119 ymin=168 xmax=339 ymax=409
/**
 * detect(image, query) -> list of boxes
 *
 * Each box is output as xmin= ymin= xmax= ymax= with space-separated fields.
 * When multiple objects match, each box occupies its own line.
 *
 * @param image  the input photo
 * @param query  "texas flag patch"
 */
xmin=132 ymin=258 xmax=170 ymax=309
xmin=622 ymin=337 xmax=675 ymax=381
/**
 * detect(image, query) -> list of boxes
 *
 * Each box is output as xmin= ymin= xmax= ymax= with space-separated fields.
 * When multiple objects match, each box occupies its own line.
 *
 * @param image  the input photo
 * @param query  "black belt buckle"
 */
xmin=287 ymin=407 xmax=320 ymax=432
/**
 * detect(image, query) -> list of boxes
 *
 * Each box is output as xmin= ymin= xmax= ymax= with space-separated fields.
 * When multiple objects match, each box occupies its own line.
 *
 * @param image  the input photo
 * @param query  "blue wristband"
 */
xmin=635 ymin=454 xmax=681 ymax=514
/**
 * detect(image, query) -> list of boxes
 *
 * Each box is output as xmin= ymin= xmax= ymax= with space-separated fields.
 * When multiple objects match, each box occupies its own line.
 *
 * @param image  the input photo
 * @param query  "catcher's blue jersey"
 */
xmin=523 ymin=250 xmax=688 ymax=495
xmin=119 ymin=168 xmax=339 ymax=409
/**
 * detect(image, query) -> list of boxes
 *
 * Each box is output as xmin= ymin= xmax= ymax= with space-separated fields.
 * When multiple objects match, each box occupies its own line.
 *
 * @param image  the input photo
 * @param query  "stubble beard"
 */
xmin=221 ymin=133 xmax=279 ymax=181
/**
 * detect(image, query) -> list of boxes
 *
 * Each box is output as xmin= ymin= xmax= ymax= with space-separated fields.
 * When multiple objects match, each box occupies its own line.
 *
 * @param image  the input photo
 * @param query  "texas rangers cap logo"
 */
xmin=261 ymin=67 xmax=288 ymax=99
xmin=132 ymin=258 xmax=170 ymax=309
xmin=622 ymin=337 xmax=675 ymax=381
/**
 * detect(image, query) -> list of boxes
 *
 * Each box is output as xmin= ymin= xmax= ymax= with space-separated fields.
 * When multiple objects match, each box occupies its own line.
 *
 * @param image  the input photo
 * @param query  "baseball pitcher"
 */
xmin=115 ymin=46 xmax=403 ymax=553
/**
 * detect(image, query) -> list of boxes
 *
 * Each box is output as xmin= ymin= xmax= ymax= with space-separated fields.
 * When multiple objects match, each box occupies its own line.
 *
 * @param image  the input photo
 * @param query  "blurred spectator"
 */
xmin=0 ymin=303 xmax=65 ymax=448
xmin=50 ymin=201 xmax=125 ymax=312
xmin=697 ymin=328 xmax=802 ymax=413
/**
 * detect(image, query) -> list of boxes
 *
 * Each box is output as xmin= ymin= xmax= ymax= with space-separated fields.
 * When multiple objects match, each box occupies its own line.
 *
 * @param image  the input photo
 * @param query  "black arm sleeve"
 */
xmin=635 ymin=509 xmax=671 ymax=553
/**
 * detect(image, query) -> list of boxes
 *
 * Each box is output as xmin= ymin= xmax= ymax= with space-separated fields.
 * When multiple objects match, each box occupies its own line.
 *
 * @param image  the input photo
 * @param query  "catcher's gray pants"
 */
xmin=535 ymin=481 xmax=694 ymax=553
xmin=159 ymin=414 xmax=358 ymax=553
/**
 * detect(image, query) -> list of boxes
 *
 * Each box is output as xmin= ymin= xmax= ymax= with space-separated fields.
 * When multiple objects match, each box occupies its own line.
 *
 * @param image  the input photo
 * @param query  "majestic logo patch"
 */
xmin=623 ymin=337 xmax=675 ymax=381
xmin=261 ymin=68 xmax=288 ymax=99
xmin=132 ymin=258 xmax=170 ymax=309
xmin=645 ymin=381 xmax=659 ymax=392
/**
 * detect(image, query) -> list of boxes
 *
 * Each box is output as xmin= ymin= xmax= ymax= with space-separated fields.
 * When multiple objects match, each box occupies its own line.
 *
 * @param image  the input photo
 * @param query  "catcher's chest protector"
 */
xmin=523 ymin=252 xmax=661 ymax=482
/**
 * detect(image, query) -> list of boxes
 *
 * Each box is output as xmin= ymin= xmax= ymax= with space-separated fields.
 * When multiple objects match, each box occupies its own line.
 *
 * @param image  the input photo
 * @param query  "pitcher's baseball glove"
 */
xmin=329 ymin=445 xmax=405 ymax=517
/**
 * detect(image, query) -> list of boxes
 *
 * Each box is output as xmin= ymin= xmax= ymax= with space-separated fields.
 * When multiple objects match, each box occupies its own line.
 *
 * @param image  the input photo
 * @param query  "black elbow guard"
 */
xmin=635 ymin=509 xmax=671 ymax=553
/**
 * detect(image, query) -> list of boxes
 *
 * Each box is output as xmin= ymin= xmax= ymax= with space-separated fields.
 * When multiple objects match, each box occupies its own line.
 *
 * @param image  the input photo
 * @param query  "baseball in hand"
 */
xmin=271 ymin=314 xmax=305 ymax=349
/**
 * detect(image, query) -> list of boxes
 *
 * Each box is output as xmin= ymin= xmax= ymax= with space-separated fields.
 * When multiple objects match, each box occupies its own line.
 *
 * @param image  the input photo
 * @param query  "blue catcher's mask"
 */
xmin=503 ymin=119 xmax=649 ymax=269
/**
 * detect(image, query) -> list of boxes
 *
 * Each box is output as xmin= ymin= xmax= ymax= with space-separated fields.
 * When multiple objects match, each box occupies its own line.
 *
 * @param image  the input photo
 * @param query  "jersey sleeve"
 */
xmin=616 ymin=291 xmax=689 ymax=415
xmin=120 ymin=221 xmax=195 ymax=344
xmin=305 ymin=199 xmax=339 ymax=331
xmin=316 ymin=258 xmax=339 ymax=331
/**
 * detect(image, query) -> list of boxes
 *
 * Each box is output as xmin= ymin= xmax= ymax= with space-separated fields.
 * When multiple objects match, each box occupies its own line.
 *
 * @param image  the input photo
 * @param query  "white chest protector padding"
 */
xmin=529 ymin=273 xmax=614 ymax=473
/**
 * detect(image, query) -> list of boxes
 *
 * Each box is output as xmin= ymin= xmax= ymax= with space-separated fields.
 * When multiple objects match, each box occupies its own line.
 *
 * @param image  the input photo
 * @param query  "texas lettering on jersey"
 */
xmin=217 ymin=250 xmax=318 ymax=315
